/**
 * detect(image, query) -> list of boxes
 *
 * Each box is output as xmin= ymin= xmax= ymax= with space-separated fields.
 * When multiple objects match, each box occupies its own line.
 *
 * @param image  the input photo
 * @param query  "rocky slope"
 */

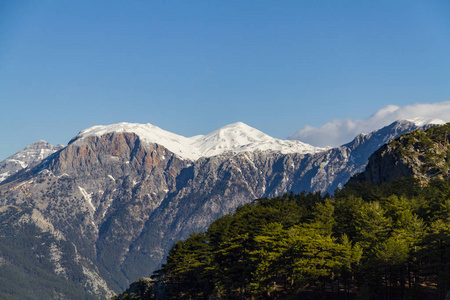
xmin=0 ymin=119 xmax=443 ymax=298
xmin=355 ymin=122 xmax=450 ymax=185
xmin=0 ymin=140 xmax=64 ymax=182
xmin=281 ymin=118 xmax=443 ymax=193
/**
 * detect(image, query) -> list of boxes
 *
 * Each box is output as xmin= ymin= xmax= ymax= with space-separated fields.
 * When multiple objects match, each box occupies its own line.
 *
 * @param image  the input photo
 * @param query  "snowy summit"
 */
xmin=71 ymin=122 xmax=327 ymax=161
xmin=404 ymin=117 xmax=446 ymax=127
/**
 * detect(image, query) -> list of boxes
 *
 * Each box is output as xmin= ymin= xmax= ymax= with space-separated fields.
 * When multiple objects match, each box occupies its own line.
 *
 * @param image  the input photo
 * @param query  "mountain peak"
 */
xmin=70 ymin=121 xmax=326 ymax=161
xmin=0 ymin=141 xmax=64 ymax=183
xmin=201 ymin=122 xmax=269 ymax=144
xmin=206 ymin=122 xmax=266 ymax=140
xmin=192 ymin=122 xmax=327 ymax=157
xmin=70 ymin=122 xmax=201 ymax=160
xmin=223 ymin=121 xmax=248 ymax=128
xmin=403 ymin=117 xmax=445 ymax=127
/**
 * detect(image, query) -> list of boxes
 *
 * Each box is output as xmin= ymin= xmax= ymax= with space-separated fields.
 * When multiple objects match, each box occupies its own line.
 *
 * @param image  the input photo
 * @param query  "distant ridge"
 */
xmin=0 ymin=140 xmax=64 ymax=182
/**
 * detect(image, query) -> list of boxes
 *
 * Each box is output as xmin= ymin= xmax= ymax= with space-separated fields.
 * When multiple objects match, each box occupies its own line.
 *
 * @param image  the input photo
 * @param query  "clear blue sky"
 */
xmin=1 ymin=0 xmax=450 ymax=159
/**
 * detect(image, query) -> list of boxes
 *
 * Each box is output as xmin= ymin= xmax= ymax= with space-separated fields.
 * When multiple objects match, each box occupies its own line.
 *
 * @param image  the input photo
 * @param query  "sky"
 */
xmin=1 ymin=0 xmax=450 ymax=160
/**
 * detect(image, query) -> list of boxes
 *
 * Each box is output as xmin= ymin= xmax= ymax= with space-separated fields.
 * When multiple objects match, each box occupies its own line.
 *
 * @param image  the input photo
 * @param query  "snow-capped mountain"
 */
xmin=70 ymin=122 xmax=327 ymax=161
xmin=192 ymin=122 xmax=327 ymax=157
xmin=0 ymin=118 xmax=444 ymax=299
xmin=0 ymin=140 xmax=64 ymax=182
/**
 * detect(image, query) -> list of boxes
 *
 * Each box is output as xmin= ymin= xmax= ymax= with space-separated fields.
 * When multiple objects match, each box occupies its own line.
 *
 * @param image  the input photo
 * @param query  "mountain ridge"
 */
xmin=0 ymin=140 xmax=64 ymax=183
xmin=69 ymin=121 xmax=328 ymax=161
xmin=0 ymin=118 xmax=445 ymax=299
xmin=352 ymin=122 xmax=450 ymax=185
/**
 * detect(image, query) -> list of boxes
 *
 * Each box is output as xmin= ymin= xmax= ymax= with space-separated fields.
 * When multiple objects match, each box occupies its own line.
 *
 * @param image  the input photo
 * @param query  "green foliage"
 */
xmin=118 ymin=175 xmax=450 ymax=299
xmin=387 ymin=124 xmax=450 ymax=176
xmin=150 ymin=192 xmax=363 ymax=299
xmin=155 ymin=232 xmax=212 ymax=299
xmin=112 ymin=278 xmax=154 ymax=300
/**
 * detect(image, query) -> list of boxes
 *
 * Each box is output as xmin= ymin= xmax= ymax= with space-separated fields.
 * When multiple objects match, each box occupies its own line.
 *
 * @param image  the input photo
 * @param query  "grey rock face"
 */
xmin=0 ymin=140 xmax=64 ymax=183
xmin=0 ymin=120 xmax=433 ymax=297
xmin=284 ymin=120 xmax=429 ymax=193
xmin=1 ymin=133 xmax=190 ymax=296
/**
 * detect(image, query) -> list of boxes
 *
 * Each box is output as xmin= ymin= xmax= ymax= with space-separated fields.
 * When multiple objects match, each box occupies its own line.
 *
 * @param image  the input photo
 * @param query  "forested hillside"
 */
xmin=115 ymin=177 xmax=450 ymax=299
xmin=357 ymin=123 xmax=450 ymax=185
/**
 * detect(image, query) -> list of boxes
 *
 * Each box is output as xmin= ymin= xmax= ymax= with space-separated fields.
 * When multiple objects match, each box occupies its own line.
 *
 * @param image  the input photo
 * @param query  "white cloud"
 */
xmin=289 ymin=101 xmax=450 ymax=147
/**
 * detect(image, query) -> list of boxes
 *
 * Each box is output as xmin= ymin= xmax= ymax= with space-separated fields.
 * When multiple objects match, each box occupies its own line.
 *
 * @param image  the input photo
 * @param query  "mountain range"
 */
xmin=0 ymin=118 xmax=444 ymax=299
xmin=0 ymin=140 xmax=64 ymax=183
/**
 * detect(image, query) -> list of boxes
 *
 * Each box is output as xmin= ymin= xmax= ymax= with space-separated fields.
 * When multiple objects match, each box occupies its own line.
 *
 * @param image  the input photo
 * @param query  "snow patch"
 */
xmin=0 ymin=172 xmax=10 ymax=182
xmin=102 ymin=203 xmax=112 ymax=218
xmin=5 ymin=159 xmax=27 ymax=168
xmin=78 ymin=186 xmax=96 ymax=212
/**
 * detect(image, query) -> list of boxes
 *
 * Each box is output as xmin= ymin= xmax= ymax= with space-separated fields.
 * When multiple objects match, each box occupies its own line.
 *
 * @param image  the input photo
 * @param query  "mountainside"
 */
xmin=117 ymin=166 xmax=450 ymax=300
xmin=283 ymin=118 xmax=443 ymax=193
xmin=0 ymin=119 xmax=443 ymax=298
xmin=355 ymin=122 xmax=450 ymax=185
xmin=0 ymin=140 xmax=64 ymax=183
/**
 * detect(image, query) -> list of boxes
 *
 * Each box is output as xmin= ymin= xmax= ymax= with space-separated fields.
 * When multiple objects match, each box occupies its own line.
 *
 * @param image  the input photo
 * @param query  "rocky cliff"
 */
xmin=355 ymin=123 xmax=450 ymax=185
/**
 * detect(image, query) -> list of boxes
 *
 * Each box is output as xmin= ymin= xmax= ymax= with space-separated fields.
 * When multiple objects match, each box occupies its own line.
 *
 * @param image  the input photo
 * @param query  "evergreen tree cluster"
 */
xmin=116 ymin=178 xmax=450 ymax=299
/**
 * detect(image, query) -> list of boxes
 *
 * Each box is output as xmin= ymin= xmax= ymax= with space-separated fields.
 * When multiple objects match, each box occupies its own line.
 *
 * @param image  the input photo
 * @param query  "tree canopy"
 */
xmin=115 ymin=178 xmax=450 ymax=299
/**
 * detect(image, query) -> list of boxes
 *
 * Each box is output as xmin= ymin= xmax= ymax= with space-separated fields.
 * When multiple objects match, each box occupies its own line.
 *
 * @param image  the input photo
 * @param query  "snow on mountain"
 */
xmin=71 ymin=122 xmax=327 ymax=161
xmin=0 ymin=140 xmax=64 ymax=183
xmin=404 ymin=117 xmax=445 ymax=127
xmin=71 ymin=122 xmax=201 ymax=161
xmin=192 ymin=122 xmax=327 ymax=157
